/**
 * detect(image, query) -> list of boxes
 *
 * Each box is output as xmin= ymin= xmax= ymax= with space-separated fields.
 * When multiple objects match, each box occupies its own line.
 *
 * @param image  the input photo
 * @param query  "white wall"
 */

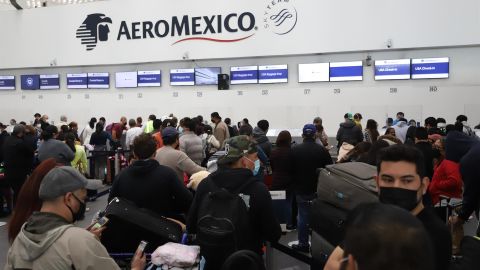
xmin=1 ymin=46 xmax=479 ymax=134
xmin=1 ymin=0 xmax=480 ymax=68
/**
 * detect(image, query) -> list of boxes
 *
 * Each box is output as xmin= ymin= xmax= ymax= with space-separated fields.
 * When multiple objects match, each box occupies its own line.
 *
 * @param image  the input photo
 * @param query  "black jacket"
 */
xmin=109 ymin=159 xmax=193 ymax=217
xmin=0 ymin=130 xmax=9 ymax=163
xmin=227 ymin=125 xmax=238 ymax=138
xmin=446 ymin=131 xmax=480 ymax=220
xmin=187 ymin=167 xmax=281 ymax=254
xmin=336 ymin=120 xmax=363 ymax=148
xmin=291 ymin=138 xmax=333 ymax=195
xmin=415 ymin=141 xmax=434 ymax=180
xmin=270 ymin=146 xmax=293 ymax=190
xmin=253 ymin=127 xmax=272 ymax=158
xmin=2 ymin=135 xmax=35 ymax=178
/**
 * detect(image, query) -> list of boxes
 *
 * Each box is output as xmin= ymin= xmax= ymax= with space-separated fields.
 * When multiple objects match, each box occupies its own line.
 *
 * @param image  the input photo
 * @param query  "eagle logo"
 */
xmin=76 ymin=13 xmax=112 ymax=51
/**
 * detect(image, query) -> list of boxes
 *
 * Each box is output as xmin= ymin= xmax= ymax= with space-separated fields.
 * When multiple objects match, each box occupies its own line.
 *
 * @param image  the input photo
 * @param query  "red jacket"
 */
xmin=429 ymin=159 xmax=463 ymax=205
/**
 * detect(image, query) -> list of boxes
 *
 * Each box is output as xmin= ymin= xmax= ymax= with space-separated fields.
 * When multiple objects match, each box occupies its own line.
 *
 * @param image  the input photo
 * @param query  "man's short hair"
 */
xmin=376 ymin=145 xmax=426 ymax=179
xmin=456 ymin=115 xmax=468 ymax=123
xmin=313 ymin=117 xmax=322 ymax=125
xmin=133 ymin=134 xmax=157 ymax=159
xmin=424 ymin=117 xmax=437 ymax=128
xmin=148 ymin=114 xmax=156 ymax=121
xmin=224 ymin=118 xmax=231 ymax=125
xmin=257 ymin=120 xmax=269 ymax=132
xmin=415 ymin=127 xmax=428 ymax=140
xmin=344 ymin=203 xmax=434 ymax=270
xmin=182 ymin=117 xmax=196 ymax=131
xmin=34 ymin=113 xmax=41 ymax=118
xmin=128 ymin=119 xmax=136 ymax=127
xmin=396 ymin=112 xmax=405 ymax=117
xmin=239 ymin=125 xmax=253 ymax=136
xmin=436 ymin=118 xmax=446 ymax=124
xmin=211 ymin=112 xmax=221 ymax=119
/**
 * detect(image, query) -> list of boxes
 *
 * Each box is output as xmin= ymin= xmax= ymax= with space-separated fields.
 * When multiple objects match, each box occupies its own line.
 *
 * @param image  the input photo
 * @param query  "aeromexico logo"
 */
xmin=76 ymin=13 xmax=112 ymax=51
xmin=77 ymin=3 xmax=298 ymax=51
xmin=116 ymin=12 xmax=257 ymax=45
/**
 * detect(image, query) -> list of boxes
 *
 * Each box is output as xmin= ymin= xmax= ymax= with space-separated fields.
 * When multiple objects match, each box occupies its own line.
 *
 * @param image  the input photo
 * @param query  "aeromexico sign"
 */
xmin=75 ymin=1 xmax=297 ymax=51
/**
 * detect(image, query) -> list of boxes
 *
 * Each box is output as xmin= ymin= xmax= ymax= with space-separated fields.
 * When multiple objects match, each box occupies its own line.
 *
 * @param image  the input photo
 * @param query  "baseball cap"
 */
xmin=303 ymin=124 xmax=316 ymax=137
xmin=162 ymin=127 xmax=179 ymax=139
xmin=39 ymin=167 xmax=97 ymax=200
xmin=217 ymin=135 xmax=257 ymax=165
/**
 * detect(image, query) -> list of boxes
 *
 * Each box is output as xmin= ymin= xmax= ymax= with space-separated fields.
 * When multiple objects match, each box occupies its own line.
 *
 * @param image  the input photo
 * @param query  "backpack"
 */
xmin=196 ymin=177 xmax=254 ymax=268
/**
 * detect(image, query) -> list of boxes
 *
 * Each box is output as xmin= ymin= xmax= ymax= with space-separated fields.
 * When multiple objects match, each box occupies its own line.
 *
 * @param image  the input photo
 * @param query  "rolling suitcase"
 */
xmin=311 ymin=163 xmax=378 ymax=260
xmin=316 ymin=162 xmax=378 ymax=210
xmin=101 ymin=197 xmax=183 ymax=253
xmin=310 ymin=199 xmax=348 ymax=247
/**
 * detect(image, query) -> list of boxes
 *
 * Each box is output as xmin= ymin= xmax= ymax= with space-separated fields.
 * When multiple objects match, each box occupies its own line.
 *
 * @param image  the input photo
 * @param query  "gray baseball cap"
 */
xmin=39 ymin=166 xmax=97 ymax=200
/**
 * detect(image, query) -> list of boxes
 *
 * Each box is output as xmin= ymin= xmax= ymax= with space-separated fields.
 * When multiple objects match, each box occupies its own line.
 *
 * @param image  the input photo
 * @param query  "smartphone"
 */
xmin=91 ymin=217 xmax=109 ymax=230
xmin=137 ymin=240 xmax=148 ymax=254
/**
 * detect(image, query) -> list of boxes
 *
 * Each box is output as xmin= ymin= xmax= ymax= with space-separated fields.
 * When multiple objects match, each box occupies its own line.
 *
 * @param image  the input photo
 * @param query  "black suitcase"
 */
xmin=310 ymin=199 xmax=348 ymax=247
xmin=101 ymin=197 xmax=182 ymax=253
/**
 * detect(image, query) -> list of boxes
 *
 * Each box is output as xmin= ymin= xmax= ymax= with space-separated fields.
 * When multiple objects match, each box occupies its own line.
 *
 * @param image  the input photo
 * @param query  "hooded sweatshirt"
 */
xmin=336 ymin=120 xmax=363 ymax=148
xmin=392 ymin=121 xmax=409 ymax=143
xmin=253 ymin=127 xmax=272 ymax=158
xmin=446 ymin=131 xmax=480 ymax=220
xmin=109 ymin=159 xmax=193 ymax=217
xmin=5 ymin=212 xmax=119 ymax=270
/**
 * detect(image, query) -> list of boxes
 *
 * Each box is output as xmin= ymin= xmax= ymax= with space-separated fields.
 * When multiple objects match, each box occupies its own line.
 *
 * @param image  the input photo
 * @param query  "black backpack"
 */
xmin=196 ymin=178 xmax=254 ymax=268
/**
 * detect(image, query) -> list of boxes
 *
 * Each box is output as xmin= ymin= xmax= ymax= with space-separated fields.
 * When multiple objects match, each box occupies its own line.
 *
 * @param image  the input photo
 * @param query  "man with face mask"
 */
xmin=5 ymin=166 xmax=146 ymax=270
xmin=324 ymin=145 xmax=451 ymax=270
xmin=291 ymin=124 xmax=333 ymax=252
xmin=186 ymin=135 xmax=281 ymax=269
xmin=374 ymin=145 xmax=451 ymax=270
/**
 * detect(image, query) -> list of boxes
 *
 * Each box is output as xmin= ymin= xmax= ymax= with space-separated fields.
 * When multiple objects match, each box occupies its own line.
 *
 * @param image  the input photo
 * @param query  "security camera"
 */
xmin=182 ymin=52 xmax=189 ymax=60
xmin=49 ymin=59 xmax=57 ymax=67
xmin=365 ymin=55 xmax=372 ymax=66
xmin=386 ymin=39 xmax=393 ymax=49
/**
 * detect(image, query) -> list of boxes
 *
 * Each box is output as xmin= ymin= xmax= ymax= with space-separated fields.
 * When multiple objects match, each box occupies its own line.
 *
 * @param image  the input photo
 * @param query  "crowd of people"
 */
xmin=0 ymin=110 xmax=479 ymax=270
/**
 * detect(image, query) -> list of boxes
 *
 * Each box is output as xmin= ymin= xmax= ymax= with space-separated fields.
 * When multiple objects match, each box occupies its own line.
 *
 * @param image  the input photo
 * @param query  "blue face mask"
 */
xmin=246 ymin=157 xmax=261 ymax=176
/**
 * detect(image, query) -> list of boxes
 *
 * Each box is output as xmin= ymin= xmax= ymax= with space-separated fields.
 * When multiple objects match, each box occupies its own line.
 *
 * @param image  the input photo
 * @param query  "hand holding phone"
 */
xmin=91 ymin=217 xmax=109 ymax=230
xmin=137 ymin=240 xmax=148 ymax=254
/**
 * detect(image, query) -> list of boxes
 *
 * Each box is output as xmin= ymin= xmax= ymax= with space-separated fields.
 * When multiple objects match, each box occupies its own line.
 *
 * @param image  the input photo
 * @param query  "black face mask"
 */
xmin=66 ymin=194 xmax=86 ymax=222
xmin=379 ymin=187 xmax=421 ymax=211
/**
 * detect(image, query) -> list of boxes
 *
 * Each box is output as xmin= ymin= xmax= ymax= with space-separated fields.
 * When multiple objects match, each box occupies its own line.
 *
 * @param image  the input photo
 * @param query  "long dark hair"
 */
xmin=276 ymin=130 xmax=292 ymax=148
xmin=89 ymin=117 xmax=97 ymax=129
xmin=65 ymin=132 xmax=77 ymax=153
xmin=95 ymin=122 xmax=104 ymax=134
xmin=8 ymin=159 xmax=59 ymax=243
xmin=366 ymin=119 xmax=379 ymax=142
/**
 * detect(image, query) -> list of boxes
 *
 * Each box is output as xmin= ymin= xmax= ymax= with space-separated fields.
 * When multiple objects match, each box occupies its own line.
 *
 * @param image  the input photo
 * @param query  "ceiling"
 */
xmin=0 ymin=0 xmax=106 ymax=10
